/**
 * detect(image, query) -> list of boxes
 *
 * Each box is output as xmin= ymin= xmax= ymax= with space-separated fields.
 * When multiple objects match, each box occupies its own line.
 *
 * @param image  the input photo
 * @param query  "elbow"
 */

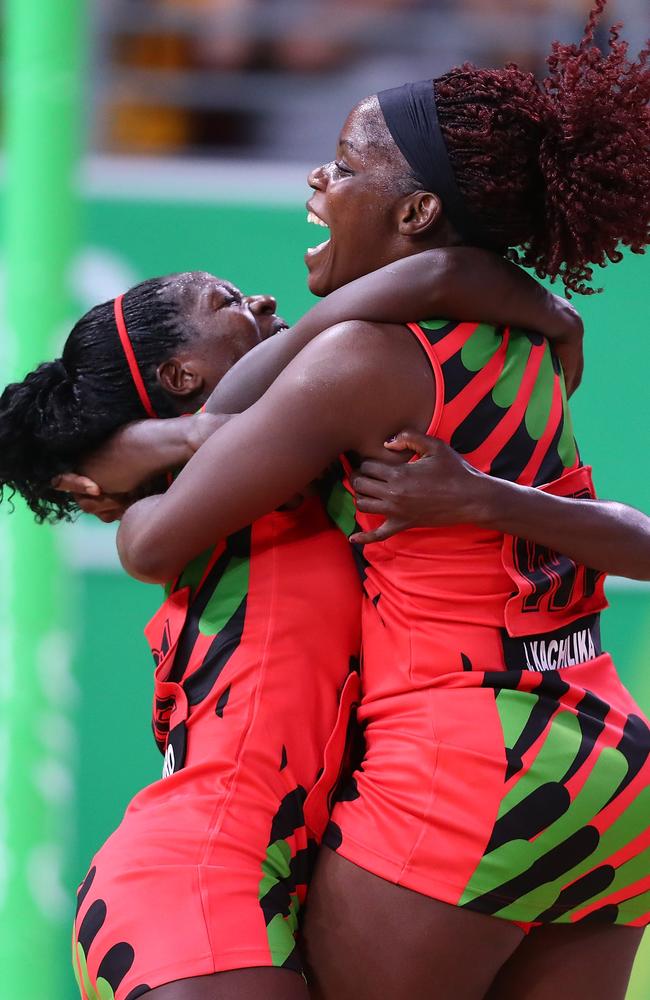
xmin=117 ymin=537 xmax=168 ymax=585
xmin=116 ymin=518 xmax=179 ymax=586
xmin=552 ymin=296 xmax=584 ymax=342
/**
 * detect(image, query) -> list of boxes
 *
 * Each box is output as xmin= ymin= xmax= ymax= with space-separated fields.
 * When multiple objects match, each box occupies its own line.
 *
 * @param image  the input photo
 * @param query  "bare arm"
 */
xmin=209 ymin=248 xmax=582 ymax=415
xmin=54 ymin=249 xmax=580 ymax=502
xmin=486 ymin=491 xmax=650 ymax=581
xmin=52 ymin=411 xmax=226 ymax=501
xmin=116 ymin=322 xmax=427 ymax=583
xmin=351 ymin=431 xmax=650 ymax=581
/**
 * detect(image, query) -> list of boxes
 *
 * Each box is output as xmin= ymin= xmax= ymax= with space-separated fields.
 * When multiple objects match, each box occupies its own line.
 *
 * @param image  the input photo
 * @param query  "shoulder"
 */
xmin=264 ymin=319 xmax=436 ymax=445
xmin=288 ymin=320 xmax=425 ymax=387
xmin=305 ymin=318 xmax=396 ymax=354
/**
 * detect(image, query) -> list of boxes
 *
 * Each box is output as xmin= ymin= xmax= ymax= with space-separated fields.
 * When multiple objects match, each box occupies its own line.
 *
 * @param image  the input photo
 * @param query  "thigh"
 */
xmin=145 ymin=968 xmax=310 ymax=1000
xmin=484 ymin=923 xmax=644 ymax=1000
xmin=301 ymin=848 xmax=524 ymax=1000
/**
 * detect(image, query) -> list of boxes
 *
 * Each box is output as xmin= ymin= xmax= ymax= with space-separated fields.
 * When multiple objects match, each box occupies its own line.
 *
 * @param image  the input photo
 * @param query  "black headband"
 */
xmin=377 ymin=79 xmax=490 ymax=247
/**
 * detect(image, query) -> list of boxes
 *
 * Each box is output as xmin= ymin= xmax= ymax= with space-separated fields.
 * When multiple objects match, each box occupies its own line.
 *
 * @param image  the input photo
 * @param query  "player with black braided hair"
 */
xmin=72 ymin=4 xmax=649 ymax=998
xmin=1 ymin=255 xmax=610 ymax=1000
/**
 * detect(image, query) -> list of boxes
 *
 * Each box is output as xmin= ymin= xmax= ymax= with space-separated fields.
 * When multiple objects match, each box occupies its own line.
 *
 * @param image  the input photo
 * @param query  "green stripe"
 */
xmin=495 ymin=708 xmax=581 ymax=821
xmin=614 ymin=889 xmax=650 ymax=925
xmin=72 ymin=935 xmax=82 ymax=993
xmin=495 ymin=690 xmax=539 ymax=755
xmin=176 ymin=547 xmax=214 ymax=596
xmin=96 ymin=979 xmax=116 ymax=1000
xmin=266 ymin=898 xmax=301 ymax=967
xmin=199 ymin=555 xmax=249 ymax=636
xmin=75 ymin=942 xmax=99 ymax=1000
xmin=557 ymin=370 xmax=578 ymax=468
xmin=556 ymin=788 xmax=650 ymax=922
xmin=259 ymin=840 xmax=292 ymax=900
xmin=561 ymin=845 xmax=650 ymax=923
xmin=524 ymin=345 xmax=555 ymax=441
xmin=462 ymin=743 xmax=627 ymax=909
xmin=418 ymin=318 xmax=450 ymax=331
xmin=326 ymin=479 xmax=356 ymax=538
xmin=460 ymin=323 xmax=504 ymax=373
xmin=259 ymin=839 xmax=300 ymax=968
xmin=592 ymin=787 xmax=650 ymax=867
xmin=491 ymin=332 xmax=531 ymax=409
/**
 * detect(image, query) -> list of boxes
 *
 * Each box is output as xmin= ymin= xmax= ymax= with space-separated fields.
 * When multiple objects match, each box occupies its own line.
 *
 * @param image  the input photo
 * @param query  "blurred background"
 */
xmin=0 ymin=1 xmax=649 ymax=997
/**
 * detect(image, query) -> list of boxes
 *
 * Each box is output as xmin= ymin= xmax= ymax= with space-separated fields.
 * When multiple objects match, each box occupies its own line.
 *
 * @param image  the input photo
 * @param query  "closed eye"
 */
xmin=219 ymin=288 xmax=243 ymax=307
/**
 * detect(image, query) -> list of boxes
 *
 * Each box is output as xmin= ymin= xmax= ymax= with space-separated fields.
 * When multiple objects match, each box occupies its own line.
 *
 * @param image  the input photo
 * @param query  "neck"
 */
xmin=379 ymin=228 xmax=462 ymax=271
xmin=170 ymin=394 xmax=206 ymax=417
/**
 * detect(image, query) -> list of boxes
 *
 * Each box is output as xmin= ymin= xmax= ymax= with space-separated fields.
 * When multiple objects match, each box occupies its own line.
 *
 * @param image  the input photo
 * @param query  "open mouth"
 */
xmin=306 ymin=205 xmax=331 ymax=259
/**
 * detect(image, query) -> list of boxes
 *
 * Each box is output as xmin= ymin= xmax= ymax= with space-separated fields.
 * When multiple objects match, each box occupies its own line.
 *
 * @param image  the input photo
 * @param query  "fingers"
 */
xmin=73 ymin=494 xmax=127 ymax=522
xmin=95 ymin=510 xmax=122 ymax=524
xmin=354 ymin=431 xmax=441 ymax=485
xmin=566 ymin=356 xmax=584 ymax=397
xmin=383 ymin=429 xmax=437 ymax=457
xmin=353 ymin=460 xmax=394 ymax=484
xmin=52 ymin=473 xmax=101 ymax=496
xmin=355 ymin=495 xmax=391 ymax=515
xmin=350 ymin=518 xmax=405 ymax=545
xmin=350 ymin=474 xmax=392 ymax=501
xmin=556 ymin=349 xmax=581 ymax=397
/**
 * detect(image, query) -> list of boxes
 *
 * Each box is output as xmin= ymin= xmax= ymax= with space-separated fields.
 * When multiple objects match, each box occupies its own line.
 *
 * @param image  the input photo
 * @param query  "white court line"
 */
xmin=0 ymin=154 xmax=312 ymax=205
xmin=83 ymin=156 xmax=311 ymax=205
xmin=60 ymin=521 xmax=650 ymax=592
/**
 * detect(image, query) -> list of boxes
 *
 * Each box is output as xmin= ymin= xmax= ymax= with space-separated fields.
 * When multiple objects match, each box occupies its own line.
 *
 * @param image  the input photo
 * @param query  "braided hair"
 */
xmin=0 ymin=277 xmax=190 ymax=522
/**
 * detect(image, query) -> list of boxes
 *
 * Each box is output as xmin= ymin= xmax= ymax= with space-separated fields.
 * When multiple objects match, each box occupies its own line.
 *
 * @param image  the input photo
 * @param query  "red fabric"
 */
xmin=74 ymin=500 xmax=361 ymax=996
xmin=114 ymin=294 xmax=158 ymax=419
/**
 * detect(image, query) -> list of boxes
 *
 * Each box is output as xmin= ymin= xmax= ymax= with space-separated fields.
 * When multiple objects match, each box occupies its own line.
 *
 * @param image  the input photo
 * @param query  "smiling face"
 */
xmin=157 ymin=271 xmax=288 ymax=410
xmin=304 ymin=97 xmax=419 ymax=296
xmin=305 ymin=95 xmax=462 ymax=297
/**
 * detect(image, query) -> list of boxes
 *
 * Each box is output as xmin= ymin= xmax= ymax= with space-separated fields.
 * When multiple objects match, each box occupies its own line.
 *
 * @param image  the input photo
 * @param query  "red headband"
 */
xmin=114 ymin=294 xmax=158 ymax=419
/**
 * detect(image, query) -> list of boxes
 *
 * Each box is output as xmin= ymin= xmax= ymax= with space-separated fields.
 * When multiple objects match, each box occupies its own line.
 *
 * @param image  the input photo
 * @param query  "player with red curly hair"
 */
xmin=431 ymin=0 xmax=649 ymax=296
xmin=64 ymin=2 xmax=649 ymax=997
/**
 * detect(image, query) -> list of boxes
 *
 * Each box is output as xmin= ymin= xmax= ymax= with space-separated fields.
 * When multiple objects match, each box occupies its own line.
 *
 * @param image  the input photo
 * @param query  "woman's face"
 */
xmin=305 ymin=97 xmax=413 ymax=297
xmin=164 ymin=272 xmax=288 ymax=399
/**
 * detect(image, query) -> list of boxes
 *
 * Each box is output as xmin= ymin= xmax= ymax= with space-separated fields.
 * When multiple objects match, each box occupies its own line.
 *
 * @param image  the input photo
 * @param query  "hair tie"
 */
xmin=377 ymin=80 xmax=492 ymax=247
xmin=114 ymin=294 xmax=158 ymax=419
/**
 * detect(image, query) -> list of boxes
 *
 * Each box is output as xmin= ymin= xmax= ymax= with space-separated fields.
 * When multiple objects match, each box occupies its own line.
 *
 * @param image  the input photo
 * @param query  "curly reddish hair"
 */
xmin=435 ymin=0 xmax=650 ymax=294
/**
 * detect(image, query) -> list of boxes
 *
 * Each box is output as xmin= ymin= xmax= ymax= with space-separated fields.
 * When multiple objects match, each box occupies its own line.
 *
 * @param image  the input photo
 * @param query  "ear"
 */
xmin=156 ymin=358 xmax=205 ymax=399
xmin=397 ymin=191 xmax=443 ymax=237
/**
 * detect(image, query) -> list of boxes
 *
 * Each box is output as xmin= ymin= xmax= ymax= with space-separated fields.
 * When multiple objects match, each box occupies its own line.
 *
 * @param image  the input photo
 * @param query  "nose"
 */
xmin=308 ymin=162 xmax=328 ymax=191
xmin=245 ymin=294 xmax=277 ymax=316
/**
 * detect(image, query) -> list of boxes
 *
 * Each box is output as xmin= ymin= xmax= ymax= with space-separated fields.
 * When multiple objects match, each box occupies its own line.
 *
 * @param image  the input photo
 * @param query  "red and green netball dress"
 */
xmin=328 ymin=320 xmax=650 ymax=929
xmin=73 ymin=497 xmax=361 ymax=999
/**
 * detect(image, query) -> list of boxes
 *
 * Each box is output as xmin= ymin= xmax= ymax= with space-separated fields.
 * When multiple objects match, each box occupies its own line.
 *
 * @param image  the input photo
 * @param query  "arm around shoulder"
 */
xmin=116 ymin=321 xmax=403 ymax=582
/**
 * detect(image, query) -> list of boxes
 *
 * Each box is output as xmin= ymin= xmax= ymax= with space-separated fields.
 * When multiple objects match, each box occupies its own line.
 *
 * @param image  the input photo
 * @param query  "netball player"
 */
xmin=2 ymin=253 xmax=591 ymax=1000
xmin=87 ymin=6 xmax=648 ymax=998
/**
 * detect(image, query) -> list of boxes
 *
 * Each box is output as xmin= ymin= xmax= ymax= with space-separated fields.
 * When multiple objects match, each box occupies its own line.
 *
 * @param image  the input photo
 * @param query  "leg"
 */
xmin=484 ymin=923 xmax=644 ymax=1000
xmin=302 ymin=848 xmax=524 ymax=1000
xmin=145 ymin=968 xmax=310 ymax=1000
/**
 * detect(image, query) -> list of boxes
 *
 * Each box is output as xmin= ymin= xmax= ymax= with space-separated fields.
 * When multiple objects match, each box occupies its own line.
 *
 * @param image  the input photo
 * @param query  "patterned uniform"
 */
xmin=73 ymin=497 xmax=361 ymax=999
xmin=327 ymin=320 xmax=650 ymax=928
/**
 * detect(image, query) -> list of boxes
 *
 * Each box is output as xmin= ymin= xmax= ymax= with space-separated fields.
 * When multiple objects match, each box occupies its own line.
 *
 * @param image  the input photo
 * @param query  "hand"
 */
xmin=51 ymin=476 xmax=137 ymax=523
xmin=547 ymin=295 xmax=584 ymax=397
xmin=52 ymin=421 xmax=163 ymax=496
xmin=85 ymin=421 xmax=173 ymax=494
xmin=53 ymin=412 xmax=228 ymax=498
xmin=349 ymin=430 xmax=493 ymax=545
xmin=71 ymin=491 xmax=130 ymax=523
